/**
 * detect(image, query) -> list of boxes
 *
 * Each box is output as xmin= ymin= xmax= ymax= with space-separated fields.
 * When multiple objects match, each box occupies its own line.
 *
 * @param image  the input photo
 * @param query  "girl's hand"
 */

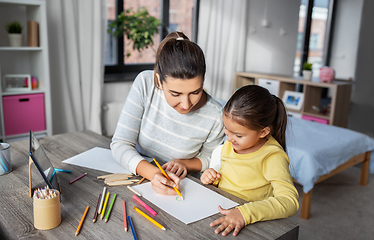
xmin=150 ymin=171 xmax=181 ymax=195
xmin=210 ymin=206 xmax=245 ymax=237
xmin=201 ymin=168 xmax=221 ymax=185
xmin=162 ymin=160 xmax=187 ymax=179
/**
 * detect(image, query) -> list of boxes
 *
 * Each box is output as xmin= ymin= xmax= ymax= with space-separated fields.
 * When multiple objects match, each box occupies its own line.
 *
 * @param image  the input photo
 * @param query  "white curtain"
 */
xmin=198 ymin=0 xmax=247 ymax=101
xmin=46 ymin=0 xmax=107 ymax=135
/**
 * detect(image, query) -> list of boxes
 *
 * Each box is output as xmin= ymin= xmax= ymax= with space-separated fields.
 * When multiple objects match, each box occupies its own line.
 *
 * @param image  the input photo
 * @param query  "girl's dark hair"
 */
xmin=154 ymin=31 xmax=206 ymax=88
xmin=223 ymin=85 xmax=288 ymax=151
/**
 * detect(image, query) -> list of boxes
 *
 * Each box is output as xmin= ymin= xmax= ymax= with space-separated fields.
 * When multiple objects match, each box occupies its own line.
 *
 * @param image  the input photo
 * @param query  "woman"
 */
xmin=111 ymin=31 xmax=225 ymax=195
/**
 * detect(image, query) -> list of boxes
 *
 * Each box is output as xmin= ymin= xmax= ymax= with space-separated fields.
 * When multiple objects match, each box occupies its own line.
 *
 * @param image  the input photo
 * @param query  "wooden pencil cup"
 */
xmin=33 ymin=190 xmax=61 ymax=230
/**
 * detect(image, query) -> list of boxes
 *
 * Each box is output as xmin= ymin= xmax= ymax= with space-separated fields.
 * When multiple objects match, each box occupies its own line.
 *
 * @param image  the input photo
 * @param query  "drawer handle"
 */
xmin=19 ymin=98 xmax=30 ymax=102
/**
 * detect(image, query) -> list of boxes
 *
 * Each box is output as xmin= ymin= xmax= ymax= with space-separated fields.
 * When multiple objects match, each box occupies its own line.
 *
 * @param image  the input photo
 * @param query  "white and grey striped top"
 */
xmin=110 ymin=70 xmax=225 ymax=174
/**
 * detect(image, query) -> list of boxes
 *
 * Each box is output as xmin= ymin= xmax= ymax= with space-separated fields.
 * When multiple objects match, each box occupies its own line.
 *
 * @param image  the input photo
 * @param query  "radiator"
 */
xmin=102 ymin=102 xmax=124 ymax=137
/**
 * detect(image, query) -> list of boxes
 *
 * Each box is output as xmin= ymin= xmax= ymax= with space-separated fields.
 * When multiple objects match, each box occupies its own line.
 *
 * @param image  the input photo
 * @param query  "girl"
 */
xmin=111 ymin=31 xmax=225 ymax=195
xmin=201 ymin=85 xmax=299 ymax=237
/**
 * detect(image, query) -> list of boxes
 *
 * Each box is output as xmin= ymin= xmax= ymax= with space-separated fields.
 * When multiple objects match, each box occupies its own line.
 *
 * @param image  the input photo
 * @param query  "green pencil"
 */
xmin=105 ymin=193 xmax=117 ymax=222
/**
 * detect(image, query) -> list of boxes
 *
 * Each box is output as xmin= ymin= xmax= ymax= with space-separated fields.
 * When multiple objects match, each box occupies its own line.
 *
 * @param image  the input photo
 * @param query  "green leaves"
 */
xmin=107 ymin=7 xmax=161 ymax=56
xmin=303 ymin=62 xmax=313 ymax=71
xmin=5 ymin=21 xmax=23 ymax=34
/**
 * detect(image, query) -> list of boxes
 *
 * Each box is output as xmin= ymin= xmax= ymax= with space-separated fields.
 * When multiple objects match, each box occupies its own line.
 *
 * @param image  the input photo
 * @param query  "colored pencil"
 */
xmin=75 ymin=206 xmax=89 ymax=236
xmin=105 ymin=193 xmax=117 ymax=222
xmin=133 ymin=206 xmax=166 ymax=231
xmin=93 ymin=193 xmax=102 ymax=223
xmin=132 ymin=195 xmax=157 ymax=216
xmin=98 ymin=187 xmax=107 ymax=214
xmin=153 ymin=158 xmax=183 ymax=199
xmin=55 ymin=168 xmax=72 ymax=173
xmin=127 ymin=185 xmax=142 ymax=197
xmin=105 ymin=180 xmax=135 ymax=186
xmin=100 ymin=192 xmax=110 ymax=220
xmin=137 ymin=177 xmax=146 ymax=185
xmin=128 ymin=215 xmax=137 ymax=240
xmin=69 ymin=173 xmax=87 ymax=184
xmin=0 ymin=150 xmax=10 ymax=169
xmin=49 ymin=170 xmax=56 ymax=182
xmin=122 ymin=200 xmax=127 ymax=232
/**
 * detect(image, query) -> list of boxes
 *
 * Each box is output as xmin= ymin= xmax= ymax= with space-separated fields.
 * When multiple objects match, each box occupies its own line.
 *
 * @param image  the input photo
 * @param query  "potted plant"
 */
xmin=302 ymin=62 xmax=313 ymax=80
xmin=107 ymin=7 xmax=161 ymax=57
xmin=5 ymin=20 xmax=23 ymax=47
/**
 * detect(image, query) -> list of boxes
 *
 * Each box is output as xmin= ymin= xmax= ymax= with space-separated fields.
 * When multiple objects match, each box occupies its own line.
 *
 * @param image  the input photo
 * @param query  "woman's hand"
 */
xmin=150 ymin=171 xmax=181 ymax=195
xmin=201 ymin=168 xmax=221 ymax=185
xmin=210 ymin=206 xmax=245 ymax=237
xmin=162 ymin=160 xmax=187 ymax=179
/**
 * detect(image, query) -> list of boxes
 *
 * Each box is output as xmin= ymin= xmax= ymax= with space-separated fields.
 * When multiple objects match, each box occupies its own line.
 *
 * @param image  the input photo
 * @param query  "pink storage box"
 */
xmin=3 ymin=93 xmax=46 ymax=136
xmin=302 ymin=115 xmax=329 ymax=125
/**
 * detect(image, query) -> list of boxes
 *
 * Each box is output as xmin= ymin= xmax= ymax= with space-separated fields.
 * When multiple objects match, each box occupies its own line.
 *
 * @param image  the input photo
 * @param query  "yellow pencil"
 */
xmin=133 ymin=206 xmax=166 ymax=231
xmin=153 ymin=158 xmax=183 ymax=200
xmin=100 ymin=192 xmax=110 ymax=220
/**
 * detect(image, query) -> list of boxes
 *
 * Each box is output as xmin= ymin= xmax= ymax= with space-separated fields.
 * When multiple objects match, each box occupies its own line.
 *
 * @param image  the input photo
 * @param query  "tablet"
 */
xmin=29 ymin=130 xmax=60 ymax=190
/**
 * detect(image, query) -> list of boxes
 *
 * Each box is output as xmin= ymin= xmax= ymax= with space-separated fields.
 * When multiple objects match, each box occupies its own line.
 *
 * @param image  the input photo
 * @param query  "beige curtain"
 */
xmin=198 ymin=0 xmax=247 ymax=101
xmin=46 ymin=0 xmax=107 ymax=134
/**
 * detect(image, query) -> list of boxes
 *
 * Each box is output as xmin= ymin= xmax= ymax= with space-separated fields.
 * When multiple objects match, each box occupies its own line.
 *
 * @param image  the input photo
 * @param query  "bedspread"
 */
xmin=286 ymin=117 xmax=374 ymax=193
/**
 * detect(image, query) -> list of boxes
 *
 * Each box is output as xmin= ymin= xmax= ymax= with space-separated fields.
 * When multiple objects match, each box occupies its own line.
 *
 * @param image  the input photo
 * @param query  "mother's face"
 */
xmin=157 ymin=74 xmax=204 ymax=114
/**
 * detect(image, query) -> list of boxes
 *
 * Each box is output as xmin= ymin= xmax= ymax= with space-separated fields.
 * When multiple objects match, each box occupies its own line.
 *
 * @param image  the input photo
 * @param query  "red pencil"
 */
xmin=122 ymin=200 xmax=127 ymax=232
xmin=93 ymin=193 xmax=102 ymax=223
xmin=69 ymin=173 xmax=87 ymax=184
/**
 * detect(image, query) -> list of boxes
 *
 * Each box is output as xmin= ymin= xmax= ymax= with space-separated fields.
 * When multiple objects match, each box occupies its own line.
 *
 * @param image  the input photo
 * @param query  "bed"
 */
xmin=286 ymin=117 xmax=374 ymax=219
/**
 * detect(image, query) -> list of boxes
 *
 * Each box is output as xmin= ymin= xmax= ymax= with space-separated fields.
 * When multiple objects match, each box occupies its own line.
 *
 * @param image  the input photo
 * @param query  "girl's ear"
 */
xmin=155 ymin=73 xmax=163 ymax=90
xmin=260 ymin=127 xmax=271 ymax=138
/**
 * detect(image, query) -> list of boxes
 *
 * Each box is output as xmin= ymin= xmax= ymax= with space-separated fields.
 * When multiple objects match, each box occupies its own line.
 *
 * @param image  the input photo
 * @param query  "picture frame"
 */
xmin=282 ymin=90 xmax=304 ymax=111
xmin=2 ymin=74 xmax=31 ymax=92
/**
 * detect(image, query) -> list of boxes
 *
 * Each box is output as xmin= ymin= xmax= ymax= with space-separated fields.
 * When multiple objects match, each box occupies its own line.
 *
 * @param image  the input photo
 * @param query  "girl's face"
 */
xmin=223 ymin=114 xmax=270 ymax=154
xmin=157 ymin=74 xmax=205 ymax=114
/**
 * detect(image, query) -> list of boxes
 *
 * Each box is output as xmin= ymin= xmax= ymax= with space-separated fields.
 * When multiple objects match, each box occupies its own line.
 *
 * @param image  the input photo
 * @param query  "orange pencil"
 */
xmin=137 ymin=177 xmax=146 ymax=185
xmin=153 ymin=158 xmax=183 ymax=199
xmin=122 ymin=200 xmax=127 ymax=232
xmin=75 ymin=206 xmax=89 ymax=236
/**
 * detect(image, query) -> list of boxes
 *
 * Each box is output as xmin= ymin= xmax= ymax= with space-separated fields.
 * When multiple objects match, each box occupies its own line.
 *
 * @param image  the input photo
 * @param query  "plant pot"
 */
xmin=8 ymin=34 xmax=23 ymax=47
xmin=302 ymin=70 xmax=312 ymax=80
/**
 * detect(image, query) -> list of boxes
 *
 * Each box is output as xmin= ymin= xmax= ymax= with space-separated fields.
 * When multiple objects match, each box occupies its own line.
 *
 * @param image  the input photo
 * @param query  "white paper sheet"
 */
xmin=132 ymin=178 xmax=239 ymax=224
xmin=62 ymin=147 xmax=131 ymax=174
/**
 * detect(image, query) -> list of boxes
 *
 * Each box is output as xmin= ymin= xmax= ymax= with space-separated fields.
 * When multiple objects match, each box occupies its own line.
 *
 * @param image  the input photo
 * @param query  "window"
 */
xmin=294 ymin=0 xmax=335 ymax=77
xmin=105 ymin=0 xmax=199 ymax=82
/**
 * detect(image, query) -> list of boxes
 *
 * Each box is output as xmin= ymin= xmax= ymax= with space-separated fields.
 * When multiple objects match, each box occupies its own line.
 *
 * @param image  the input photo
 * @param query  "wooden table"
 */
xmin=0 ymin=131 xmax=299 ymax=239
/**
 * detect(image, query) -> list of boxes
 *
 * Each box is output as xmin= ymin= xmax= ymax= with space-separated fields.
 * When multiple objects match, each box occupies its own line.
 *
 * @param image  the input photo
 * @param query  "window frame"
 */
xmin=298 ymin=0 xmax=335 ymax=76
xmin=104 ymin=0 xmax=200 ymax=83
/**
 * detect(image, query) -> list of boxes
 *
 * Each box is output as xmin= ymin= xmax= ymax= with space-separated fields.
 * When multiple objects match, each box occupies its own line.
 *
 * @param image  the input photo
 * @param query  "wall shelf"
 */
xmin=0 ymin=0 xmax=51 ymax=142
xmin=234 ymin=72 xmax=352 ymax=128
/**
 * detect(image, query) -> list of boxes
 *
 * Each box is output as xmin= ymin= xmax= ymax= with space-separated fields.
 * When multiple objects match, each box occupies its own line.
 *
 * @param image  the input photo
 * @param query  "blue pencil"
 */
xmin=0 ymin=160 xmax=6 ymax=172
xmin=49 ymin=170 xmax=56 ymax=182
xmin=0 ymin=151 xmax=10 ymax=170
xmin=128 ymin=216 xmax=137 ymax=240
xmin=54 ymin=168 xmax=72 ymax=173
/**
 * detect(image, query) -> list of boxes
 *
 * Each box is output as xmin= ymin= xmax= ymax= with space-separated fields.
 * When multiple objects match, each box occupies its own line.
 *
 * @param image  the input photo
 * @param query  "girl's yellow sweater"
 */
xmin=214 ymin=137 xmax=299 ymax=225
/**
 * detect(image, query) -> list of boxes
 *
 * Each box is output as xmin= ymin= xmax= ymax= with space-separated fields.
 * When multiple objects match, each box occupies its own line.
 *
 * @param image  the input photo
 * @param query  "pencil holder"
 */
xmin=0 ymin=143 xmax=12 ymax=175
xmin=33 ymin=190 xmax=61 ymax=230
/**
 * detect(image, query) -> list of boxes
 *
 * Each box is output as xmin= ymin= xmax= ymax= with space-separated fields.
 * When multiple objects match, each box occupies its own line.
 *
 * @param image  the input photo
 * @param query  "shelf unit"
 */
xmin=234 ymin=72 xmax=352 ymax=128
xmin=0 ymin=0 xmax=51 ymax=141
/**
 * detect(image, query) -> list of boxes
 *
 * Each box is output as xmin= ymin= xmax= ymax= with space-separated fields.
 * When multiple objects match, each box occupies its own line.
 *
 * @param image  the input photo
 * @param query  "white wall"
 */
xmin=330 ymin=0 xmax=363 ymax=79
xmin=245 ymin=0 xmax=299 ymax=75
xmin=103 ymin=81 xmax=132 ymax=104
xmin=346 ymin=0 xmax=374 ymax=137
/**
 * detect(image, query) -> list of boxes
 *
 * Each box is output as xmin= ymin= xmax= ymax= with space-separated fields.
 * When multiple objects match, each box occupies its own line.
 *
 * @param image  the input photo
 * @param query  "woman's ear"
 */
xmin=260 ymin=127 xmax=271 ymax=138
xmin=155 ymin=73 xmax=163 ymax=90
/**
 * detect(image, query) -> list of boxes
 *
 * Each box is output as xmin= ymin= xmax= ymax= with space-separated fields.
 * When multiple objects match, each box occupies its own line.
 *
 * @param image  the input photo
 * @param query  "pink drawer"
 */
xmin=3 ymin=93 xmax=46 ymax=135
xmin=302 ymin=115 xmax=329 ymax=125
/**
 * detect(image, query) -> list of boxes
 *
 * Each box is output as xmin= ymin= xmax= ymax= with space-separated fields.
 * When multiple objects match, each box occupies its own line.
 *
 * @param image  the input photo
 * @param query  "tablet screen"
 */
xmin=29 ymin=130 xmax=59 ymax=190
